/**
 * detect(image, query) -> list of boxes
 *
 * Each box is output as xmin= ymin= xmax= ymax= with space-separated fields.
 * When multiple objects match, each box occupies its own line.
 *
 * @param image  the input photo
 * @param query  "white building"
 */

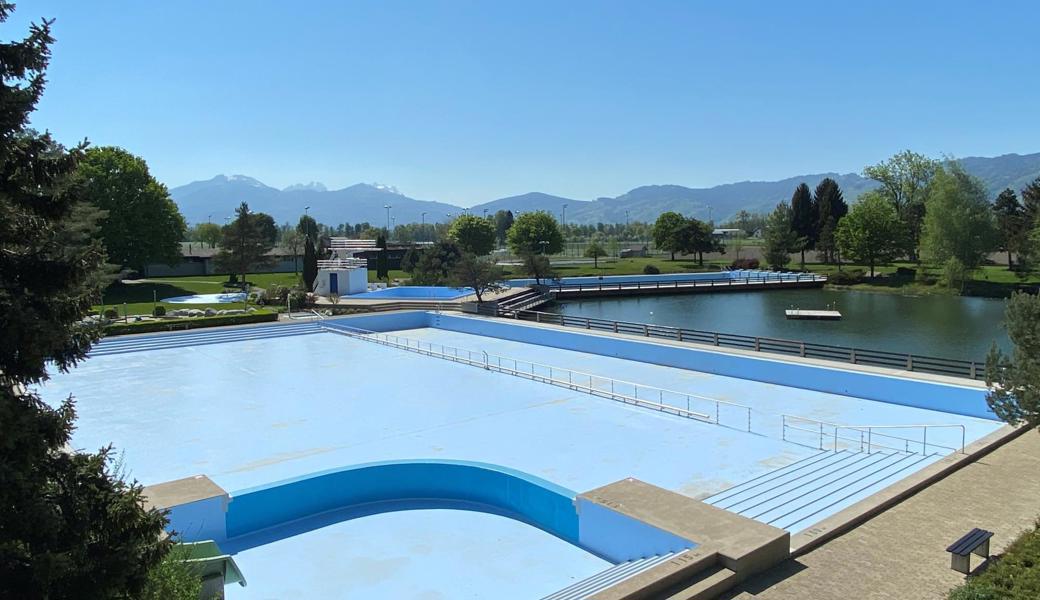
xmin=312 ymin=239 xmax=373 ymax=296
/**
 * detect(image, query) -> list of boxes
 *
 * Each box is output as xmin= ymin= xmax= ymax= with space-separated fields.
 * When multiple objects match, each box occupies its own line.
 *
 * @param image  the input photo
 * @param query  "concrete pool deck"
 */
xmin=36 ymin=312 xmax=1007 ymax=599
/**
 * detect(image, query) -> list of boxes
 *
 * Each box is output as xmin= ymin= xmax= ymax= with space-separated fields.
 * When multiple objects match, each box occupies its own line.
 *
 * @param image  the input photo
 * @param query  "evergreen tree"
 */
xmin=297 ymin=213 xmax=319 ymax=242
xmin=813 ymin=178 xmax=846 ymax=263
xmin=1022 ymin=177 xmax=1040 ymax=233
xmin=375 ymin=234 xmax=389 ymax=282
xmin=986 ymin=292 xmax=1040 ymax=430
xmin=214 ymin=202 xmax=275 ymax=283
xmin=790 ymin=183 xmax=816 ymax=268
xmin=992 ymin=188 xmax=1026 ymax=269
xmin=494 ymin=209 xmax=514 ymax=246
xmin=0 ymin=4 xmax=169 ymax=596
xmin=302 ymin=236 xmax=318 ymax=291
xmin=762 ymin=202 xmax=799 ymax=269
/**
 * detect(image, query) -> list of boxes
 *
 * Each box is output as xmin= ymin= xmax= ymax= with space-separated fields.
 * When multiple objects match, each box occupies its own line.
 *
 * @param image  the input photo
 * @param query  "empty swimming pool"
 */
xmin=36 ymin=311 xmax=1005 ymax=598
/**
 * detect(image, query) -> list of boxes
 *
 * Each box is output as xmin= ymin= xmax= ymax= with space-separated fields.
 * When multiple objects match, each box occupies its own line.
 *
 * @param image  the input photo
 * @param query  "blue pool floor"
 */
xmin=224 ymin=509 xmax=610 ymax=600
xmin=36 ymin=326 xmax=1002 ymax=598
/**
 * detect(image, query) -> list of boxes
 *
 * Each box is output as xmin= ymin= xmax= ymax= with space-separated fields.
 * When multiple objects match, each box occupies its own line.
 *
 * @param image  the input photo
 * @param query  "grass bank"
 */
xmin=102 ymin=309 xmax=279 ymax=336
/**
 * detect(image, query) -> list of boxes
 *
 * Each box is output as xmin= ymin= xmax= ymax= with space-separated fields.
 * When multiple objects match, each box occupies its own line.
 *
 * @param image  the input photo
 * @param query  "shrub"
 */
xmin=895 ymin=266 xmax=917 ymax=278
xmin=643 ymin=264 xmax=660 ymax=274
xmin=830 ymin=269 xmax=866 ymax=285
xmin=288 ymin=289 xmax=308 ymax=307
xmin=152 ymin=305 xmax=166 ymax=317
xmin=228 ymin=273 xmax=238 ymax=284
xmin=329 ymin=293 xmax=340 ymax=305
xmin=730 ymin=258 xmax=760 ymax=269
xmin=104 ymin=311 xmax=277 ymax=336
xmin=266 ymin=285 xmax=288 ymax=303
xmin=103 ymin=308 xmax=119 ymax=319
xmin=139 ymin=545 xmax=203 ymax=600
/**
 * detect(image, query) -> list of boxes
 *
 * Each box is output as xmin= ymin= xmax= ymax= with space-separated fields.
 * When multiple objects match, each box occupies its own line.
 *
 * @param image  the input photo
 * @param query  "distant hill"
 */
xmin=170 ymin=152 xmax=1040 ymax=225
xmin=170 ymin=175 xmax=459 ymax=226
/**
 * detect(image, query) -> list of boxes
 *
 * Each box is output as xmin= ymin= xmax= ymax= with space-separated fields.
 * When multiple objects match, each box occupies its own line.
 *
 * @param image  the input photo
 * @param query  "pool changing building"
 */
xmin=312 ymin=238 xmax=373 ymax=296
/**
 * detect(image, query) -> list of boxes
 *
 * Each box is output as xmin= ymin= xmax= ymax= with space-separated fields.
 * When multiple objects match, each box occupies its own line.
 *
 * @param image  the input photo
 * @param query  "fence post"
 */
xmin=850 ymin=348 xmax=857 ymax=364
xmin=970 ymin=361 xmax=977 ymax=379
xmin=755 ymin=338 xmax=760 ymax=352
xmin=613 ymin=321 xmax=619 ymax=333
xmin=586 ymin=318 xmax=591 ymax=329
xmin=535 ymin=312 xmax=541 ymax=323
xmin=713 ymin=332 xmax=719 ymax=346
xmin=644 ymin=324 xmax=649 ymax=337
xmin=907 ymin=354 xmax=913 ymax=370
xmin=677 ymin=329 xmax=684 ymax=342
xmin=800 ymin=342 xmax=805 ymax=357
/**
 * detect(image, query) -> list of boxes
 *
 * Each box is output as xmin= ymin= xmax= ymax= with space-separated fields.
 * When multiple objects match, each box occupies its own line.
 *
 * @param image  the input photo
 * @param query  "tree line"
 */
xmin=758 ymin=150 xmax=1040 ymax=287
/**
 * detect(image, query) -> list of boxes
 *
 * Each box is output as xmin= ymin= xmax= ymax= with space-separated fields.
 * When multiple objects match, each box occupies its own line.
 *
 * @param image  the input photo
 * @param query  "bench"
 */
xmin=946 ymin=528 xmax=993 ymax=574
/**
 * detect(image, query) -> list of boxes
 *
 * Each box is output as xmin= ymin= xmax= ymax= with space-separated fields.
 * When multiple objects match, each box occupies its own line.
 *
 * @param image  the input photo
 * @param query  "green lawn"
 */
xmin=97 ymin=273 xmax=303 ymax=316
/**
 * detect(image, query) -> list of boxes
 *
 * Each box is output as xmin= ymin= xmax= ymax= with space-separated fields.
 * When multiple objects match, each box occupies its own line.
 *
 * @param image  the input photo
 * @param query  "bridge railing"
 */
xmin=503 ymin=309 xmax=984 ymax=380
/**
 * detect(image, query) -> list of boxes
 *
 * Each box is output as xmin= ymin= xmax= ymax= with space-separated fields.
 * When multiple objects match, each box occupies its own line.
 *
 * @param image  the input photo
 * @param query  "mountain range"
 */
xmin=169 ymin=152 xmax=1040 ymax=226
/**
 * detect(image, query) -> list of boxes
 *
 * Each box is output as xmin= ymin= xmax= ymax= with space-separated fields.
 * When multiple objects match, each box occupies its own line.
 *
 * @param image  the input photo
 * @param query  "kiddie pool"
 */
xmin=162 ymin=293 xmax=248 ymax=304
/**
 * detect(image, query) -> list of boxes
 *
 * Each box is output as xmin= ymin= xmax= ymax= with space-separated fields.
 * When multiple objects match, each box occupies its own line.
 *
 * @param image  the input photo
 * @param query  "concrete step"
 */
xmin=704 ymin=450 xmax=942 ymax=533
xmin=89 ymin=322 xmax=322 ymax=356
xmin=540 ymin=552 xmax=680 ymax=600
xmin=662 ymin=565 xmax=739 ymax=600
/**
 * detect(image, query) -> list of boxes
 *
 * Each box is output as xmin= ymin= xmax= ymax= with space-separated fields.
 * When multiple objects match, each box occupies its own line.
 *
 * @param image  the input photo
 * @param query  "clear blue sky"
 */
xmin=12 ymin=0 xmax=1040 ymax=205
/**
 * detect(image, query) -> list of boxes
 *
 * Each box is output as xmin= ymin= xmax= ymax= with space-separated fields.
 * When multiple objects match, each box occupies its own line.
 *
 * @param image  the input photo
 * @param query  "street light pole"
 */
xmin=562 ymin=203 xmax=568 ymax=226
xmin=384 ymin=204 xmax=391 ymax=234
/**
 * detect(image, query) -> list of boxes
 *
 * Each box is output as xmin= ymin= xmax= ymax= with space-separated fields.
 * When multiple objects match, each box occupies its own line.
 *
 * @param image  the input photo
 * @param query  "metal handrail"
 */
xmin=322 ymin=323 xmax=755 ymax=432
xmin=781 ymin=414 xmax=966 ymax=455
xmin=548 ymin=273 xmax=825 ymax=293
xmin=505 ymin=309 xmax=984 ymax=380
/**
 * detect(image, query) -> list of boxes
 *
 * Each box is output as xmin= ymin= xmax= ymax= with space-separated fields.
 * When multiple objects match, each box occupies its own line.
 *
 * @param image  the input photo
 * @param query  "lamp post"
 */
xmin=539 ymin=240 xmax=549 ymax=255
xmin=483 ymin=208 xmax=488 ymax=218
xmin=304 ymin=205 xmax=310 ymax=216
xmin=562 ymin=203 xmax=568 ymax=226
xmin=384 ymin=204 xmax=391 ymax=234
xmin=207 ymin=213 xmax=212 ymax=223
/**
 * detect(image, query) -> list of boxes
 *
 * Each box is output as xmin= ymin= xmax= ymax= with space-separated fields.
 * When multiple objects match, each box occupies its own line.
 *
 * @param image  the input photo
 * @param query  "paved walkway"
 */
xmin=723 ymin=430 xmax=1040 ymax=600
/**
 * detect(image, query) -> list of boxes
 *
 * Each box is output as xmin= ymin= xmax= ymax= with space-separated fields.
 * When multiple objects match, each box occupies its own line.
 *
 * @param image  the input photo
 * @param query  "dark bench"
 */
xmin=946 ymin=528 xmax=993 ymax=574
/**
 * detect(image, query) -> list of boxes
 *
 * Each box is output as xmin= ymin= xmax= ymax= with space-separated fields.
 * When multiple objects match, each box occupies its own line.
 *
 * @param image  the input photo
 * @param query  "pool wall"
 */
xmin=424 ymin=313 xmax=995 ymax=419
xmin=164 ymin=459 xmax=696 ymax=563
xmin=347 ymin=286 xmax=473 ymax=299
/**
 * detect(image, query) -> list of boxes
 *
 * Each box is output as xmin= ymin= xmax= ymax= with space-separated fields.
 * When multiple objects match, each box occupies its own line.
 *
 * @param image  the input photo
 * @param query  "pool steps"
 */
xmin=88 ymin=322 xmax=323 ymax=356
xmin=540 ymin=551 xmax=680 ymax=600
xmin=705 ymin=449 xmax=941 ymax=532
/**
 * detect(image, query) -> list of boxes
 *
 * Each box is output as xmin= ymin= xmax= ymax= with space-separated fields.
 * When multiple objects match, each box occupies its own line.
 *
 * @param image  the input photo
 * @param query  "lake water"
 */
xmin=548 ymin=289 xmax=1011 ymax=361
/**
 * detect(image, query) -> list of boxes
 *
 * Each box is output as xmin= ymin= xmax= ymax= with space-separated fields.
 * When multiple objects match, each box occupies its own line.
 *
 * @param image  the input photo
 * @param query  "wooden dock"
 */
xmin=785 ymin=309 xmax=842 ymax=321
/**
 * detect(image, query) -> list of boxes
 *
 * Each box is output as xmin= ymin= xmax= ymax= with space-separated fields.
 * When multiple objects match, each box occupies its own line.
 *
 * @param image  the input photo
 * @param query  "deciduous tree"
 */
xmin=449 ymin=254 xmax=505 ymax=302
xmin=584 ymin=242 xmax=607 ymax=267
xmin=920 ymin=164 xmax=998 ymax=288
xmin=835 ymin=191 xmax=905 ymax=278
xmin=863 ymin=150 xmax=938 ymax=260
xmin=447 ymin=214 xmax=496 ymax=255
xmin=77 ymin=146 xmax=186 ymax=272
xmin=652 ymin=211 xmax=687 ymax=260
xmin=0 ymin=5 xmax=169 ymax=597
xmin=507 ymin=211 xmax=563 ymax=256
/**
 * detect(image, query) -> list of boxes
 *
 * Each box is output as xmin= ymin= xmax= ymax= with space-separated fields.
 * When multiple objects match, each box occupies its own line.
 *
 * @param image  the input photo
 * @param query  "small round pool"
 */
xmin=162 ymin=292 xmax=248 ymax=304
xmin=349 ymin=286 xmax=473 ymax=300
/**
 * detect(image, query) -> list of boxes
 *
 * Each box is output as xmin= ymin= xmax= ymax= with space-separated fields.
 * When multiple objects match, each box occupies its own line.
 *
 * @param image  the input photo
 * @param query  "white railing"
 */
xmin=317 ymin=258 xmax=368 ymax=269
xmin=329 ymin=238 xmax=378 ymax=248
xmin=322 ymin=323 xmax=755 ymax=432
xmin=781 ymin=414 xmax=966 ymax=455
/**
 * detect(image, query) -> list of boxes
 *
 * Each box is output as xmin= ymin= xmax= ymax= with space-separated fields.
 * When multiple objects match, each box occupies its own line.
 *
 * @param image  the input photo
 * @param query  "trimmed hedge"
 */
xmin=103 ymin=311 xmax=278 ymax=336
xmin=948 ymin=520 xmax=1040 ymax=600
